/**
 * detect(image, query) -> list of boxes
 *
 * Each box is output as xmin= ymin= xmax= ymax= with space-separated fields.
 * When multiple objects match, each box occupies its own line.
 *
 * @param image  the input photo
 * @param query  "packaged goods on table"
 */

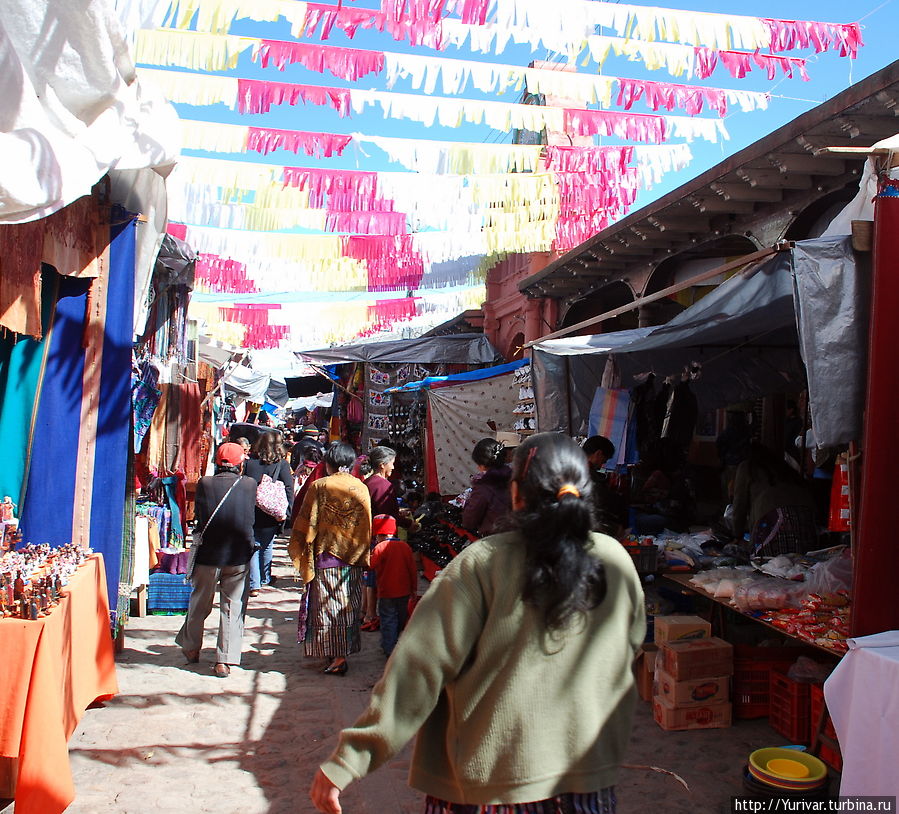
xmin=758 ymin=591 xmax=850 ymax=653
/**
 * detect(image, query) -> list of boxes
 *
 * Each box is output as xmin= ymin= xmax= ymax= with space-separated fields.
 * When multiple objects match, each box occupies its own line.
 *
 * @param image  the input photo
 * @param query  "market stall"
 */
xmin=387 ymin=359 xmax=528 ymax=496
xmin=0 ymin=553 xmax=118 ymax=812
xmin=297 ymin=333 xmax=501 ymax=454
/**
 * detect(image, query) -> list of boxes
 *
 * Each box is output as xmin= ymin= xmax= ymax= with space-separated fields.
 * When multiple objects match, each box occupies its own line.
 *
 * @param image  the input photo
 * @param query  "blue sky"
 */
xmin=154 ymin=0 xmax=898 ymax=214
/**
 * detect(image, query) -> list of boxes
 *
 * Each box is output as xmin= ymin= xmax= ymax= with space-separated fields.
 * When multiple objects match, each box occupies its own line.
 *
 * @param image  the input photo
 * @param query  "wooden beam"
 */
xmin=524 ymin=243 xmax=791 ymax=346
xmin=711 ymin=182 xmax=784 ymax=203
xmin=689 ymin=196 xmax=757 ymax=214
xmin=768 ymin=154 xmax=846 ymax=175
xmin=735 ymin=168 xmax=813 ymax=190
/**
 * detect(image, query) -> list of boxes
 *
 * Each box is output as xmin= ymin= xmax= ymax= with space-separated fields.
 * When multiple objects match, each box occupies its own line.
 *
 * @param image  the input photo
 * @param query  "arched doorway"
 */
xmin=559 ymin=280 xmax=637 ymax=336
xmin=642 ymin=235 xmax=759 ymax=323
xmin=506 ymin=332 xmax=525 ymax=361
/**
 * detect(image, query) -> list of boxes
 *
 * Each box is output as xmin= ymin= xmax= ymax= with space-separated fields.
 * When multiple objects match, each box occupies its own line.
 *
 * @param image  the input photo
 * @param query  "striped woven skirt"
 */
xmin=423 ymin=789 xmax=616 ymax=814
xmin=297 ymin=565 xmax=363 ymax=658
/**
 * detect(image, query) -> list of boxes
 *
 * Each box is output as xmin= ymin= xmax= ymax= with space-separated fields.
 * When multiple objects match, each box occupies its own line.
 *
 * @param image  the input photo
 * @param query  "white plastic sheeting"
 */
xmin=0 ymin=0 xmax=179 ymax=223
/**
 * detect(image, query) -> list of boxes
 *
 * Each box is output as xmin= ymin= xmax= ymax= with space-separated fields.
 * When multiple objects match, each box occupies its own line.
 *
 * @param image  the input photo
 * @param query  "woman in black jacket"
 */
xmin=244 ymin=432 xmax=294 ymax=595
xmin=176 ymin=442 xmax=257 ymax=677
xmin=461 ymin=438 xmax=512 ymax=537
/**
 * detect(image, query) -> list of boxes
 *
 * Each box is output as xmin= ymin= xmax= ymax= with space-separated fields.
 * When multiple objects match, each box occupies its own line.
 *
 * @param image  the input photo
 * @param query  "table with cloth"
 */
xmin=824 ymin=630 xmax=899 ymax=798
xmin=0 ymin=553 xmax=119 ymax=813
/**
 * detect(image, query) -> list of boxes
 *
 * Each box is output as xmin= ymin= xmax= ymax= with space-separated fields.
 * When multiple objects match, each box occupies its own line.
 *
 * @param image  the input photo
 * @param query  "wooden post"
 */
xmin=853 ymin=191 xmax=899 ymax=636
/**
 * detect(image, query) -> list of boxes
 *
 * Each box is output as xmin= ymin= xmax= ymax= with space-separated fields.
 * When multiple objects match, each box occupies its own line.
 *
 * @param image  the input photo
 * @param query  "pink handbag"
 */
xmin=256 ymin=474 xmax=288 ymax=521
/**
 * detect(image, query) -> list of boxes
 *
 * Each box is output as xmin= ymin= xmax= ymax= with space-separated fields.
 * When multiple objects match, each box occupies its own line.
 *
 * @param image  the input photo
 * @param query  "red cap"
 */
xmin=372 ymin=514 xmax=397 ymax=536
xmin=216 ymin=442 xmax=245 ymax=467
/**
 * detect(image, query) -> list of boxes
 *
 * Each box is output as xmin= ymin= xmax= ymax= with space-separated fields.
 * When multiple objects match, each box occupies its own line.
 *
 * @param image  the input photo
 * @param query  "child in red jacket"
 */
xmin=370 ymin=515 xmax=418 ymax=656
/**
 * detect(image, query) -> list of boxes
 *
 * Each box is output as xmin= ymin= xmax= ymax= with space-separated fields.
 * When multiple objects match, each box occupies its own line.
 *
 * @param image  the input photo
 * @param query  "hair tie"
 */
xmin=556 ymin=484 xmax=580 ymax=499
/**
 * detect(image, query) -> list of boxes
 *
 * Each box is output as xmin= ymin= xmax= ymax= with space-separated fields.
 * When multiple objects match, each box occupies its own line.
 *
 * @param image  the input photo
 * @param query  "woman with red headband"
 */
xmin=310 ymin=432 xmax=645 ymax=814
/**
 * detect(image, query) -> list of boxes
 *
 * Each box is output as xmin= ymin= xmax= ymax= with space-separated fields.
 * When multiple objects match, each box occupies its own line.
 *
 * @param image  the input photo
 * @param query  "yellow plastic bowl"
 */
xmin=749 ymin=749 xmax=827 ymax=785
xmin=767 ymin=758 xmax=810 ymax=779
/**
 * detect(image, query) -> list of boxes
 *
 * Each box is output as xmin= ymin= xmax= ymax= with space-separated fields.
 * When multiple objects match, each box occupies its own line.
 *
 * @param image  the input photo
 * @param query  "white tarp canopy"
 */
xmin=224 ymin=364 xmax=289 ymax=407
xmin=284 ymin=393 xmax=334 ymax=412
xmin=0 ymin=0 xmax=179 ymax=223
xmin=197 ymin=335 xmax=246 ymax=370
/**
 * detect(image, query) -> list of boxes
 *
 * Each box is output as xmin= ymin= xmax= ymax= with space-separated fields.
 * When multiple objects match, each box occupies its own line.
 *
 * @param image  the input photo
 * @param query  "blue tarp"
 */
xmin=387 ymin=358 xmax=528 ymax=392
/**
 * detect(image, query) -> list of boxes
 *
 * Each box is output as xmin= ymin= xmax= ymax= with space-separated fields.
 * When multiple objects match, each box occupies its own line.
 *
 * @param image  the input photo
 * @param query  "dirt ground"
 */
xmin=48 ymin=543 xmax=819 ymax=814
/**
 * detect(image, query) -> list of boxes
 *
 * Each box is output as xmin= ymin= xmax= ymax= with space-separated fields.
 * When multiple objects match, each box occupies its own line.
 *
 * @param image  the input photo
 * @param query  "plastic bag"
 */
xmin=787 ymin=655 xmax=834 ymax=684
xmin=732 ymin=577 xmax=808 ymax=612
xmin=803 ymin=549 xmax=852 ymax=596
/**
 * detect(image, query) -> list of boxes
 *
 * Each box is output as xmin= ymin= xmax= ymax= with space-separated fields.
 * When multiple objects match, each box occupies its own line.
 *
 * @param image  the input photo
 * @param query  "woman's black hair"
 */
xmin=472 ymin=437 xmax=505 ymax=468
xmin=510 ymin=433 xmax=607 ymax=631
xmin=324 ymin=441 xmax=356 ymax=473
xmin=368 ymin=445 xmax=396 ymax=472
xmin=293 ymin=438 xmax=324 ymax=468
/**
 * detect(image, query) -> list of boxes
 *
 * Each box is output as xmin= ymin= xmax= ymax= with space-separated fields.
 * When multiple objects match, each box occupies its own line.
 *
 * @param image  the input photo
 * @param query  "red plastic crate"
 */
xmin=732 ymin=645 xmax=807 ymax=719
xmin=810 ymin=684 xmax=843 ymax=772
xmin=768 ymin=670 xmax=811 ymax=743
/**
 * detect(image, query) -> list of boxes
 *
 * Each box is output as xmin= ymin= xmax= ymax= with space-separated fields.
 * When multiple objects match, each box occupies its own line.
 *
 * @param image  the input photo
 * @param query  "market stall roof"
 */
xmin=388 ymin=358 xmax=528 ymax=392
xmin=518 ymin=60 xmax=899 ymax=302
xmin=197 ymin=335 xmax=246 ymax=369
xmin=295 ymin=333 xmax=501 ymax=365
xmin=533 ymin=236 xmax=863 ymax=446
xmin=224 ymin=364 xmax=289 ymax=406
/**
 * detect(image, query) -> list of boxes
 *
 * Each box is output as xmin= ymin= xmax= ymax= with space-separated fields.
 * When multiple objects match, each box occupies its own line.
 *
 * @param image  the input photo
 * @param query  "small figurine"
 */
xmin=0 ymin=496 xmax=15 ymax=522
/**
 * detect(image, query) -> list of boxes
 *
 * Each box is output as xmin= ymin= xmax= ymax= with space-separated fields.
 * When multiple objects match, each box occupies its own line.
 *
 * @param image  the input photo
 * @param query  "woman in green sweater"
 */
xmin=310 ymin=432 xmax=646 ymax=814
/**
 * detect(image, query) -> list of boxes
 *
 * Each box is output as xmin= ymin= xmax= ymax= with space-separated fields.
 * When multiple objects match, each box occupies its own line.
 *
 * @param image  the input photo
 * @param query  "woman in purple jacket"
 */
xmin=361 ymin=445 xmax=399 ymax=630
xmin=462 ymin=438 xmax=512 ymax=537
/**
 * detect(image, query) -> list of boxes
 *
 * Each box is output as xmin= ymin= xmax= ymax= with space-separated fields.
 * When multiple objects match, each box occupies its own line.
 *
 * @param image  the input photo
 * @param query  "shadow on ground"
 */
xmin=63 ymin=540 xmax=799 ymax=814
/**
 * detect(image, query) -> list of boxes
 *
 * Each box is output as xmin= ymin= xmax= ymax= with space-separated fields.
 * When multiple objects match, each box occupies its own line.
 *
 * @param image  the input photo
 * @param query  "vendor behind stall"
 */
xmin=582 ymin=435 xmax=627 ymax=540
xmin=731 ymin=443 xmax=817 ymax=557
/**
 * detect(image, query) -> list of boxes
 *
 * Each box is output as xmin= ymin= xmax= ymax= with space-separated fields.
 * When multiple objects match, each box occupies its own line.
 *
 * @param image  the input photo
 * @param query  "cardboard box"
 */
xmin=653 ymin=615 xmax=711 ymax=644
xmin=652 ymin=695 xmax=732 ymax=731
xmin=661 ymin=637 xmax=733 ymax=681
xmin=654 ymin=668 xmax=729 ymax=707
xmin=635 ymin=644 xmax=659 ymax=702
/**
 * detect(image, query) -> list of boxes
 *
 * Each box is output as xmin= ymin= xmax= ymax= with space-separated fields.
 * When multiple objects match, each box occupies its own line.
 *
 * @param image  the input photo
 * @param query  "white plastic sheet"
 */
xmin=0 ymin=0 xmax=179 ymax=223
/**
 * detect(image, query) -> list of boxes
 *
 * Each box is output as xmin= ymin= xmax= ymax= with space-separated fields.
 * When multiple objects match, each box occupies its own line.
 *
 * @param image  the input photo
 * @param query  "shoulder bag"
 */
xmin=185 ymin=476 xmax=243 ymax=584
xmin=256 ymin=462 xmax=289 ymax=521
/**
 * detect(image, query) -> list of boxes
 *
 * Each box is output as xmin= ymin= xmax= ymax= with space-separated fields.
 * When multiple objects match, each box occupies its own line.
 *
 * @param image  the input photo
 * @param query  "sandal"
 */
xmin=323 ymin=659 xmax=348 ymax=676
xmin=213 ymin=663 xmax=231 ymax=678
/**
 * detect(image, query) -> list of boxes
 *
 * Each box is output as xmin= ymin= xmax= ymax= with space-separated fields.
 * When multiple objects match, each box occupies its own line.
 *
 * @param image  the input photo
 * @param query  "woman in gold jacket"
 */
xmin=289 ymin=441 xmax=372 ymax=675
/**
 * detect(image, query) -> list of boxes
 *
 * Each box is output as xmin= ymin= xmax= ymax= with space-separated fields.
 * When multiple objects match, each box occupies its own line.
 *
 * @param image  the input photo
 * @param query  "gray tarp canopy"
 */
xmin=295 ymin=333 xmax=501 ymax=365
xmin=532 ymin=237 xmax=866 ymax=449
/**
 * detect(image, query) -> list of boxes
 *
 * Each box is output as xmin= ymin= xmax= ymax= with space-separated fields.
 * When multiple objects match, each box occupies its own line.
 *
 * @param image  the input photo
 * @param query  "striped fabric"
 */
xmin=297 ymin=566 xmax=364 ymax=658
xmin=587 ymin=388 xmax=631 ymax=468
xmin=423 ymin=788 xmax=616 ymax=814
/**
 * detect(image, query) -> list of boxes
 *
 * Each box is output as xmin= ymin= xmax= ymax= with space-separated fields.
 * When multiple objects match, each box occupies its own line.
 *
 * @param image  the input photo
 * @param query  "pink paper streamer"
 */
xmin=247 ymin=127 xmax=352 ymax=158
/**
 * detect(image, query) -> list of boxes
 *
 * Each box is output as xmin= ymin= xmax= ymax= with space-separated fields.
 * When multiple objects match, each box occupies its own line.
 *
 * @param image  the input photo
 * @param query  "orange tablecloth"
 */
xmin=0 ymin=553 xmax=119 ymax=813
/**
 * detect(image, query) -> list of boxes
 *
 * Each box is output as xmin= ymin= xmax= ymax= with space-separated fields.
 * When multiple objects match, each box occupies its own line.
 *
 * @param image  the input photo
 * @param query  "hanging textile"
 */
xmin=588 ymin=387 xmax=632 ymax=468
xmin=0 ymin=219 xmax=44 ymax=337
xmin=0 ymin=269 xmax=58 ymax=510
xmin=132 ymin=361 xmax=162 ymax=454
